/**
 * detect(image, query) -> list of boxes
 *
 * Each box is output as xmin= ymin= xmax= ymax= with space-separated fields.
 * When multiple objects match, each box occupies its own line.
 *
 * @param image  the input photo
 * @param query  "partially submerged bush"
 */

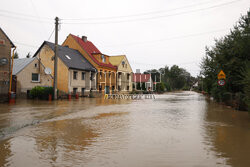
xmin=30 ymin=86 xmax=53 ymax=100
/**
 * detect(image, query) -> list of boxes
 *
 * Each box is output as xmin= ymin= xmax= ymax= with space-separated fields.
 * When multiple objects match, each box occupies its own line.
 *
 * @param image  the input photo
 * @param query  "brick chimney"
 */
xmin=82 ymin=36 xmax=87 ymax=42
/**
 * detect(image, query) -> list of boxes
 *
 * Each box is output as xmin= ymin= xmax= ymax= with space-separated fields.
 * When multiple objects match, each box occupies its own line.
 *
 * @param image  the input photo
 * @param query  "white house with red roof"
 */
xmin=133 ymin=73 xmax=153 ymax=91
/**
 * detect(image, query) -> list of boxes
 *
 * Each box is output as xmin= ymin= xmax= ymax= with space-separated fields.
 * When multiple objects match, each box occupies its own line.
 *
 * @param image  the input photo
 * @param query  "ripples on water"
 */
xmin=0 ymin=91 xmax=250 ymax=167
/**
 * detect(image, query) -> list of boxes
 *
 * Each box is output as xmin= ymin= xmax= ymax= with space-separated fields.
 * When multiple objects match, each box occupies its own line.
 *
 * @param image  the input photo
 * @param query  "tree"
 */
xmin=156 ymin=82 xmax=165 ymax=92
xmin=14 ymin=52 xmax=19 ymax=59
xmin=200 ymin=10 xmax=250 ymax=110
xmin=146 ymin=65 xmax=193 ymax=92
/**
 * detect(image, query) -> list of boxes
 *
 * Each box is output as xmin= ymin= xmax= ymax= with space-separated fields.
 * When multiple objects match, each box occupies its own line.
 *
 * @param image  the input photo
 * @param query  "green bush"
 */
xmin=156 ymin=82 xmax=165 ymax=92
xmin=30 ymin=86 xmax=53 ymax=100
xmin=222 ymin=92 xmax=233 ymax=106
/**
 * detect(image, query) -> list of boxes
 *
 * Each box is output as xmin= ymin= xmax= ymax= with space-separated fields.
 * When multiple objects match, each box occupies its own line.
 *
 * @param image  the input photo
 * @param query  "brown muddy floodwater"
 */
xmin=0 ymin=91 xmax=250 ymax=167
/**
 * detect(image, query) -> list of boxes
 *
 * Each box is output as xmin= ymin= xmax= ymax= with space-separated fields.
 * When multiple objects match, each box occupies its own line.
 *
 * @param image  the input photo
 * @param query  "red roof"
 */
xmin=133 ymin=73 xmax=151 ymax=83
xmin=71 ymin=34 xmax=116 ymax=69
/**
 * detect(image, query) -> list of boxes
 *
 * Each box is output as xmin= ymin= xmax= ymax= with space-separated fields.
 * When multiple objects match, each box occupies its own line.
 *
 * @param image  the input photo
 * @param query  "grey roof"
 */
xmin=13 ymin=57 xmax=35 ymax=75
xmin=35 ymin=41 xmax=96 ymax=72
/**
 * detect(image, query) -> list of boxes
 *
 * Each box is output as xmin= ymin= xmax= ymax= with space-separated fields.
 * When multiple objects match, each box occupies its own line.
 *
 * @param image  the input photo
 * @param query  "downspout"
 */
xmin=9 ymin=46 xmax=16 ymax=94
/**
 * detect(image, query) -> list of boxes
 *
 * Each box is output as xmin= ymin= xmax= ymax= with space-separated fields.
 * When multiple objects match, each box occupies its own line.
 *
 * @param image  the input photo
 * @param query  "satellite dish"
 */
xmin=0 ymin=58 xmax=8 ymax=66
xmin=44 ymin=67 xmax=52 ymax=75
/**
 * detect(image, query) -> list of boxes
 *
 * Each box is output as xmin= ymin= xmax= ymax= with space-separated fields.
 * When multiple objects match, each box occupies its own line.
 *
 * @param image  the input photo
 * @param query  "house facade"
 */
xmin=12 ymin=57 xmax=53 ymax=96
xmin=0 ymin=28 xmax=15 ymax=102
xmin=109 ymin=55 xmax=133 ymax=92
xmin=62 ymin=35 xmax=117 ymax=94
xmin=33 ymin=41 xmax=97 ymax=96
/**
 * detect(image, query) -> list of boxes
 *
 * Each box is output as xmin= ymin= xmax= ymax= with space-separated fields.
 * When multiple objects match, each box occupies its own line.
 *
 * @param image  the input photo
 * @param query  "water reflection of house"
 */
xmin=62 ymin=35 xmax=117 ymax=94
xmin=12 ymin=57 xmax=52 ymax=97
xmin=0 ymin=28 xmax=15 ymax=102
xmin=109 ymin=55 xmax=133 ymax=92
xmin=133 ymin=73 xmax=153 ymax=91
xmin=33 ymin=41 xmax=97 ymax=96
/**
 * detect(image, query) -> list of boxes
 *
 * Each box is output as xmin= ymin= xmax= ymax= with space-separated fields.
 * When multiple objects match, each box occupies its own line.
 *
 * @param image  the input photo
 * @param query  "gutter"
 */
xmin=9 ymin=46 xmax=16 ymax=94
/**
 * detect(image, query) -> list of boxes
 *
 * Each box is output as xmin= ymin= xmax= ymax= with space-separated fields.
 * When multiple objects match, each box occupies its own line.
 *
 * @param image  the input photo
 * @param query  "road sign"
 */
xmin=218 ymin=70 xmax=226 ymax=79
xmin=218 ymin=79 xmax=226 ymax=86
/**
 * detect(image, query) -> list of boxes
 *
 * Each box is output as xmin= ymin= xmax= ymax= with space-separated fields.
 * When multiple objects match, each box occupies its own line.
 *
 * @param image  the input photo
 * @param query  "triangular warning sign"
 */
xmin=218 ymin=70 xmax=226 ymax=79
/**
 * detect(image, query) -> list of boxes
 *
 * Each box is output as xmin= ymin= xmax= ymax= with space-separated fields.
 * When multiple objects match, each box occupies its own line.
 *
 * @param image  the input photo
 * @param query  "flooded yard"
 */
xmin=0 ymin=91 xmax=250 ymax=167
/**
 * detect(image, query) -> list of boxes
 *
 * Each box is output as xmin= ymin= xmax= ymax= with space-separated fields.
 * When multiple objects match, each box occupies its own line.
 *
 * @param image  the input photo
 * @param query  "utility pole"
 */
xmin=54 ymin=17 xmax=59 ymax=100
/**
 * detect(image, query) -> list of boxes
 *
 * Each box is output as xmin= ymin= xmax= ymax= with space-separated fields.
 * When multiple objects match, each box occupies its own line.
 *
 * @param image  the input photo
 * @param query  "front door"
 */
xmin=105 ymin=86 xmax=110 ymax=94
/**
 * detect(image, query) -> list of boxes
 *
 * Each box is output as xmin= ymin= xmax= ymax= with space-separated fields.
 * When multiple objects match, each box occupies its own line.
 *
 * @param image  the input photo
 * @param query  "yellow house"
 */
xmin=62 ymin=34 xmax=117 ymax=94
xmin=33 ymin=41 xmax=97 ymax=95
xmin=109 ymin=55 xmax=133 ymax=92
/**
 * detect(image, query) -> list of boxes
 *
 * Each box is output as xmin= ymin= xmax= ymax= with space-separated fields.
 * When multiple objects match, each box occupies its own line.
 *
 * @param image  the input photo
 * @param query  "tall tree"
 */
xmin=200 ymin=10 xmax=250 ymax=110
xmin=13 ymin=52 xmax=19 ymax=59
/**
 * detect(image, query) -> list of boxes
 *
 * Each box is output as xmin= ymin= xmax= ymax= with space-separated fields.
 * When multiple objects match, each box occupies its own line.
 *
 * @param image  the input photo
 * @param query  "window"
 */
xmin=34 ymin=63 xmax=37 ymax=68
xmin=32 ymin=73 xmax=39 ymax=82
xmin=127 ymin=86 xmax=129 ymax=90
xmin=122 ymin=61 xmax=125 ymax=68
xmin=127 ymin=74 xmax=130 ymax=80
xmin=73 ymin=71 xmax=78 ymax=80
xmin=109 ymin=71 xmax=111 ymax=78
xmin=90 ymin=73 xmax=94 ymax=81
xmin=101 ymin=55 xmax=106 ymax=63
xmin=118 ymin=86 xmax=121 ymax=91
xmin=99 ymin=85 xmax=102 ymax=92
xmin=82 ymin=72 xmax=85 ymax=80
xmin=0 ymin=39 xmax=5 ymax=45
xmin=100 ymin=70 xmax=103 ymax=78
xmin=82 ymin=88 xmax=85 ymax=96
xmin=73 ymin=88 xmax=77 ymax=95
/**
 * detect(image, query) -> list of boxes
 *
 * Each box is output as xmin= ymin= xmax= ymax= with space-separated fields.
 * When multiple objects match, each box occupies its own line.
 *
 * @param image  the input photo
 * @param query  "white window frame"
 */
xmin=31 ymin=73 xmax=40 ymax=82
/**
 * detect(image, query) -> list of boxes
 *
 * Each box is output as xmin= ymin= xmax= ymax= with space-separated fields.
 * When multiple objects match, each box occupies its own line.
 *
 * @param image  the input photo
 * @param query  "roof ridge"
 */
xmin=70 ymin=34 xmax=117 ymax=69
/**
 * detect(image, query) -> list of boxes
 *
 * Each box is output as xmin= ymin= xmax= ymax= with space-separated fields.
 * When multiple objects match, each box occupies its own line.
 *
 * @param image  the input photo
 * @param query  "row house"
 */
xmin=109 ymin=55 xmax=133 ymax=92
xmin=133 ymin=73 xmax=153 ymax=91
xmin=62 ymin=35 xmax=117 ymax=94
xmin=33 ymin=41 xmax=97 ymax=96
xmin=12 ymin=57 xmax=52 ymax=96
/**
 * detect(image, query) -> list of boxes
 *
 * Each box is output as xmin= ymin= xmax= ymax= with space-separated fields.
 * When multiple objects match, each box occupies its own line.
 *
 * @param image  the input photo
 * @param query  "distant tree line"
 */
xmin=200 ymin=10 xmax=250 ymax=111
xmin=145 ymin=65 xmax=196 ymax=92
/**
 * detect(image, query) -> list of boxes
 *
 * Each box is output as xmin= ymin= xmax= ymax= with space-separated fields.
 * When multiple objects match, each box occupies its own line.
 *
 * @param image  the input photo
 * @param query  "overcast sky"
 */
xmin=1 ymin=0 xmax=249 ymax=76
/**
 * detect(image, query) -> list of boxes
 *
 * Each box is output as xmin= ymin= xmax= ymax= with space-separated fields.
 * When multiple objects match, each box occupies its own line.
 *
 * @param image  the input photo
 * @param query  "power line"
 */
xmin=47 ymin=28 xmax=55 ymax=41
xmin=13 ymin=41 xmax=39 ymax=48
xmin=104 ymin=28 xmax=229 ymax=47
xmin=62 ymin=0 xmax=224 ymax=21
xmin=0 ymin=9 xmax=52 ymax=20
xmin=12 ymin=28 xmax=229 ymax=50
xmin=0 ymin=13 xmax=52 ymax=23
xmin=62 ymin=0 xmax=242 ymax=24
xmin=29 ymin=0 xmax=48 ymax=38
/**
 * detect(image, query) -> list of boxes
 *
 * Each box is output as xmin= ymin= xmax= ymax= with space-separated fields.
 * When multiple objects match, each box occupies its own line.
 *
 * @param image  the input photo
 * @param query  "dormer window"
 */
xmin=101 ymin=55 xmax=106 ymax=63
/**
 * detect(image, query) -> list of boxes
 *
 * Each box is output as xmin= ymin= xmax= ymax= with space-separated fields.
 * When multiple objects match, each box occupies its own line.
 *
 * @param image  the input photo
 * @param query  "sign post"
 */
xmin=217 ymin=70 xmax=226 ymax=86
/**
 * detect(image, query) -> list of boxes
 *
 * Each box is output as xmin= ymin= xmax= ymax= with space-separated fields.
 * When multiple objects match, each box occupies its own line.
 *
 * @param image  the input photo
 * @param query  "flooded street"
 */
xmin=0 ymin=91 xmax=250 ymax=167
